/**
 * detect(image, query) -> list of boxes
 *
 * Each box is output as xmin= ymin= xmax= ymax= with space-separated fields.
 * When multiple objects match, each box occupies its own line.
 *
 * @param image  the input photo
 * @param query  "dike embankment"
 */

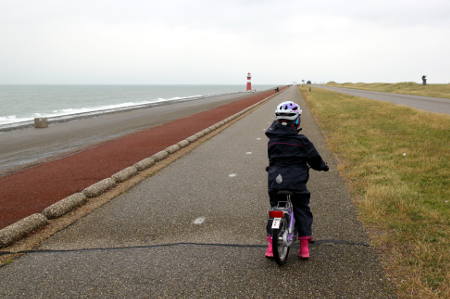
xmin=0 ymin=87 xmax=287 ymax=248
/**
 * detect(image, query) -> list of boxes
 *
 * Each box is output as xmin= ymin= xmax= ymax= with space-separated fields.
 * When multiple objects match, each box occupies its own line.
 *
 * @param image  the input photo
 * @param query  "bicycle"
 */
xmin=268 ymin=190 xmax=297 ymax=265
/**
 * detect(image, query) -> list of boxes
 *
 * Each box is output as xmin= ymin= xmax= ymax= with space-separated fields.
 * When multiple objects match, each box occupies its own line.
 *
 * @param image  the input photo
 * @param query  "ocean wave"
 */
xmin=0 ymin=95 xmax=202 ymax=126
xmin=0 ymin=115 xmax=32 ymax=125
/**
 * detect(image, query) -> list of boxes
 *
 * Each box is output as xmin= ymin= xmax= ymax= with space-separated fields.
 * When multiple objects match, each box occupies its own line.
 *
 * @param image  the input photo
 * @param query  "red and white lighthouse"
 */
xmin=246 ymin=72 xmax=252 ymax=91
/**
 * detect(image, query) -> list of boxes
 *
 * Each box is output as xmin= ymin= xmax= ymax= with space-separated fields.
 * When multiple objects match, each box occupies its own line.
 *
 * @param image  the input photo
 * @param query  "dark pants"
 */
xmin=266 ymin=190 xmax=313 ymax=237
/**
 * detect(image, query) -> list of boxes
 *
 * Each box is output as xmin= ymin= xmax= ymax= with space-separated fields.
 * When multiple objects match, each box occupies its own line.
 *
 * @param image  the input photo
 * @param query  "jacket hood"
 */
xmin=265 ymin=120 xmax=298 ymax=138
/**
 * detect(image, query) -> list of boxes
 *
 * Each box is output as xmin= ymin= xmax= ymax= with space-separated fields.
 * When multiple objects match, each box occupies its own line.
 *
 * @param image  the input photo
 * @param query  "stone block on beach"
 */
xmin=42 ymin=193 xmax=87 ymax=219
xmin=34 ymin=118 xmax=48 ymax=128
xmin=0 ymin=213 xmax=48 ymax=248
xmin=83 ymin=178 xmax=116 ymax=198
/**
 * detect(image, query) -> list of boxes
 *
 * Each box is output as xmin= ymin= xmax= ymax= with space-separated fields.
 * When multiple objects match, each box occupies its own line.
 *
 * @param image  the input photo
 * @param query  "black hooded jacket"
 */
xmin=265 ymin=121 xmax=328 ymax=191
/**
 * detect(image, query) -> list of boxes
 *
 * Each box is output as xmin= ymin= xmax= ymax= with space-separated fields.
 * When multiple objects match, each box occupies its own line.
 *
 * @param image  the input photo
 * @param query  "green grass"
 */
xmin=301 ymin=86 xmax=450 ymax=298
xmin=326 ymin=82 xmax=450 ymax=100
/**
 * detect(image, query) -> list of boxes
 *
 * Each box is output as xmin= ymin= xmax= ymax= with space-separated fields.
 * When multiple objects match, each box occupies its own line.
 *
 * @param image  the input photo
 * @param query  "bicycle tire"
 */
xmin=271 ymin=216 xmax=290 ymax=265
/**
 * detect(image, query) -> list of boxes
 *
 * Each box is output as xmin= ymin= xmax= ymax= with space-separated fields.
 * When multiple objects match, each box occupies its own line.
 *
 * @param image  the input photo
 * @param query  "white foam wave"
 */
xmin=0 ymin=115 xmax=33 ymax=125
xmin=0 ymin=95 xmax=202 ymax=126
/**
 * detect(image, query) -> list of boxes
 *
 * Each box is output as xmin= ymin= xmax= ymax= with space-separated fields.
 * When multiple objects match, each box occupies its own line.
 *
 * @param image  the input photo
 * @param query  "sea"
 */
xmin=0 ymin=84 xmax=275 ymax=129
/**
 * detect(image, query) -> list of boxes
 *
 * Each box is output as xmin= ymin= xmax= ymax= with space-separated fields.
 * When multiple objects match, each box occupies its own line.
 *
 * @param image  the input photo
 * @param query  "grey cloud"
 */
xmin=0 ymin=0 xmax=449 ymax=83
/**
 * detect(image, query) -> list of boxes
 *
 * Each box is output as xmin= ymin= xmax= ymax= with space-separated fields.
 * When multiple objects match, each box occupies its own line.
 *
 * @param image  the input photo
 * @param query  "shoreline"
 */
xmin=0 ymin=90 xmax=254 ymax=132
xmin=0 ymin=91 xmax=256 ymax=176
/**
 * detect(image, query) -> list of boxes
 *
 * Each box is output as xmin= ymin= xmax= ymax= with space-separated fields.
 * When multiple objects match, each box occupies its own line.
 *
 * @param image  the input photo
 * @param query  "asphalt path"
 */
xmin=0 ymin=86 xmax=394 ymax=298
xmin=0 ymin=91 xmax=253 ymax=176
xmin=319 ymin=85 xmax=450 ymax=114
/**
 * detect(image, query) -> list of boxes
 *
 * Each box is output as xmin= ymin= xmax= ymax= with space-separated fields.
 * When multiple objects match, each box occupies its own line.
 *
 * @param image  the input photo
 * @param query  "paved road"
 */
xmin=0 ymin=86 xmax=394 ymax=298
xmin=0 ymin=91 xmax=254 ymax=176
xmin=319 ymin=85 xmax=450 ymax=114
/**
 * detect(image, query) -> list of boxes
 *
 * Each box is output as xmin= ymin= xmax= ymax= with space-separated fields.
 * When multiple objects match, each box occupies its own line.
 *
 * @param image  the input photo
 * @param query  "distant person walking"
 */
xmin=422 ymin=75 xmax=427 ymax=85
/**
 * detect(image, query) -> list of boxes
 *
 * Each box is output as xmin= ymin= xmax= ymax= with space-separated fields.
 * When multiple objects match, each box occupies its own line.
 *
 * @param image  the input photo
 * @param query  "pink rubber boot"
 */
xmin=265 ymin=236 xmax=273 ymax=258
xmin=298 ymin=236 xmax=310 ymax=259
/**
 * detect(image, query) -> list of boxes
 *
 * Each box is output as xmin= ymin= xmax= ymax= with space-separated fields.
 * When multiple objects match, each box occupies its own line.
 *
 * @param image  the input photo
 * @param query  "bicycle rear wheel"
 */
xmin=271 ymin=216 xmax=290 ymax=265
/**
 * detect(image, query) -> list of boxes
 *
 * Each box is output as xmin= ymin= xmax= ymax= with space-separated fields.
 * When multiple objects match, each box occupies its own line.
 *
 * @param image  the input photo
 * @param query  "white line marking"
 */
xmin=228 ymin=173 xmax=237 ymax=177
xmin=193 ymin=217 xmax=205 ymax=225
xmin=256 ymin=137 xmax=261 ymax=141
xmin=246 ymin=152 xmax=252 ymax=155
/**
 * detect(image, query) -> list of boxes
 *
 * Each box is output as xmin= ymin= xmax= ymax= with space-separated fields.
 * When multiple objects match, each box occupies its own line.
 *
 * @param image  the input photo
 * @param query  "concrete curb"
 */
xmin=0 ymin=88 xmax=283 ymax=249
xmin=186 ymin=135 xmax=198 ymax=143
xmin=112 ymin=166 xmax=139 ymax=183
xmin=177 ymin=140 xmax=190 ymax=148
xmin=42 ymin=193 xmax=87 ymax=219
xmin=0 ymin=213 xmax=48 ymax=248
xmin=83 ymin=178 xmax=117 ymax=198
xmin=152 ymin=150 xmax=169 ymax=161
xmin=194 ymin=131 xmax=205 ymax=138
xmin=134 ymin=157 xmax=156 ymax=171
xmin=166 ymin=144 xmax=181 ymax=154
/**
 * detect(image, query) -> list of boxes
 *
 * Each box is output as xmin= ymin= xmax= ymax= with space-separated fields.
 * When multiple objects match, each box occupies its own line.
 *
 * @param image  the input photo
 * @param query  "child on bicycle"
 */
xmin=265 ymin=100 xmax=329 ymax=259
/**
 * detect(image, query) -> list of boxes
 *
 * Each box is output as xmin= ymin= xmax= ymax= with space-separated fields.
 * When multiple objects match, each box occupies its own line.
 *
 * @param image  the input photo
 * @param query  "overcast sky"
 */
xmin=1 ymin=0 xmax=449 ymax=84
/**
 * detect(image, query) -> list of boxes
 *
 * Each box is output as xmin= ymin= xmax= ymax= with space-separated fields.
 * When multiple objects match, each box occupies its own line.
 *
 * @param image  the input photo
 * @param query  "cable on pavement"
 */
xmin=0 ymin=239 xmax=369 ymax=256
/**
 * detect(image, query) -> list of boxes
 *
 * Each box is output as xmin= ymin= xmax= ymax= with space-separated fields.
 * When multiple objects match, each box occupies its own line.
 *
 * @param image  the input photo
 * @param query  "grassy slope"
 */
xmin=326 ymin=82 xmax=450 ymax=100
xmin=301 ymin=86 xmax=450 ymax=298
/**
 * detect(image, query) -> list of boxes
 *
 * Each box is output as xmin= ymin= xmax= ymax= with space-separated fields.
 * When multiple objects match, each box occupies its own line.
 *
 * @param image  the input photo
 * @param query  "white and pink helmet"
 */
xmin=275 ymin=101 xmax=302 ymax=121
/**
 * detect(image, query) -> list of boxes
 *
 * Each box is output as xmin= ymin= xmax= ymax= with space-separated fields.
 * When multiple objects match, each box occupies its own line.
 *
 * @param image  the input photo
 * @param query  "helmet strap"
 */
xmin=295 ymin=117 xmax=302 ymax=131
